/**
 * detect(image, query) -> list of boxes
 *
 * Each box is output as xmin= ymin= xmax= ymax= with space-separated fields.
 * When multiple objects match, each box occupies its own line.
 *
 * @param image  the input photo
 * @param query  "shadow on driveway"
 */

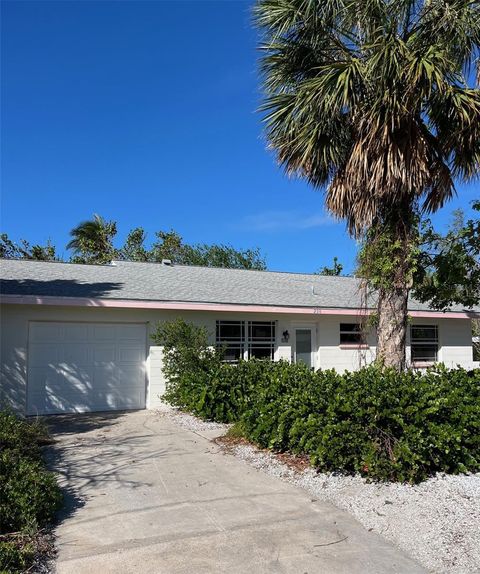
xmin=43 ymin=410 xmax=133 ymax=436
xmin=47 ymin=410 xmax=426 ymax=574
xmin=43 ymin=410 xmax=162 ymax=527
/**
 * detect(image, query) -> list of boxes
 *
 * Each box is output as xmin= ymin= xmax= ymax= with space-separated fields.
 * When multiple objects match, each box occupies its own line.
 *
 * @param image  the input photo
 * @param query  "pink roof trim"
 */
xmin=1 ymin=294 xmax=478 ymax=319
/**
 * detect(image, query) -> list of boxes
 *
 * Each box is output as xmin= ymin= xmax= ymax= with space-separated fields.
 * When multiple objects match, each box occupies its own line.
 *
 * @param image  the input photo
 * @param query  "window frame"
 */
xmin=216 ymin=320 xmax=276 ymax=362
xmin=215 ymin=320 xmax=245 ymax=363
xmin=410 ymin=324 xmax=439 ymax=364
xmin=339 ymin=323 xmax=366 ymax=347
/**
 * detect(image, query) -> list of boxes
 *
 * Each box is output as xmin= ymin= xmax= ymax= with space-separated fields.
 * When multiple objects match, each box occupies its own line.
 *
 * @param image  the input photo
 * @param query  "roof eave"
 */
xmin=1 ymin=294 xmax=478 ymax=319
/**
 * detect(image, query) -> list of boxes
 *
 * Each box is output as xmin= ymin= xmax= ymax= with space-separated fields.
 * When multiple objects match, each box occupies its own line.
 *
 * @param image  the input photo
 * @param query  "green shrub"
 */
xmin=241 ymin=363 xmax=480 ymax=482
xmin=0 ymin=450 xmax=62 ymax=533
xmin=0 ymin=540 xmax=34 ymax=574
xmin=157 ymin=319 xmax=480 ymax=482
xmin=0 ymin=411 xmax=62 ymax=572
xmin=151 ymin=318 xmax=223 ymax=407
xmin=225 ymin=421 xmax=247 ymax=440
xmin=0 ymin=411 xmax=50 ymax=461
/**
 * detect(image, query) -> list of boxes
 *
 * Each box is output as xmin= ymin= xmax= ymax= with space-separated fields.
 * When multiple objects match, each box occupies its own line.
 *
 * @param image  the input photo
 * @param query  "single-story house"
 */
xmin=1 ymin=258 xmax=478 ymax=415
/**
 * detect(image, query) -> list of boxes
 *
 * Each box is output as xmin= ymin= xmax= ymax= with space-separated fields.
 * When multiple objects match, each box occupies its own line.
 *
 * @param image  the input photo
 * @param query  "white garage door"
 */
xmin=27 ymin=321 xmax=147 ymax=415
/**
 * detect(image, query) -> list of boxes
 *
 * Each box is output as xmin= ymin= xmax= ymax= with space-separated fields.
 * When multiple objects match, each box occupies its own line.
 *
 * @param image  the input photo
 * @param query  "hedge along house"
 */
xmin=1 ymin=258 xmax=478 ymax=416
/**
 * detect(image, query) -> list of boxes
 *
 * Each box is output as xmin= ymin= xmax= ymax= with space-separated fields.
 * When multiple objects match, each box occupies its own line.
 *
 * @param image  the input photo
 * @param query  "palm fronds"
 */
xmin=255 ymin=0 xmax=480 ymax=236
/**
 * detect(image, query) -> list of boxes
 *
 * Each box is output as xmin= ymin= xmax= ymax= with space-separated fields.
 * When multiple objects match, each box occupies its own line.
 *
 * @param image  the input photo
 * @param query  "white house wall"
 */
xmin=406 ymin=316 xmax=474 ymax=368
xmin=0 ymin=303 xmax=475 ymax=415
xmin=317 ymin=315 xmax=377 ymax=371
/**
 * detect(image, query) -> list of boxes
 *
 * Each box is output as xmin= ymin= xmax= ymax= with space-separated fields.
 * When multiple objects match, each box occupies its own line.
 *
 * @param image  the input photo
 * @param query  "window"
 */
xmin=216 ymin=320 xmax=275 ymax=362
xmin=411 ymin=325 xmax=438 ymax=363
xmin=340 ymin=323 xmax=364 ymax=345
xmin=216 ymin=321 xmax=244 ymax=363
xmin=248 ymin=321 xmax=275 ymax=360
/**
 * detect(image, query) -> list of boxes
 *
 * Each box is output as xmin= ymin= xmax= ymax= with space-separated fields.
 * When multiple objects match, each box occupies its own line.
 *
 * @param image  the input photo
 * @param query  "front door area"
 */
xmin=293 ymin=327 xmax=315 ymax=369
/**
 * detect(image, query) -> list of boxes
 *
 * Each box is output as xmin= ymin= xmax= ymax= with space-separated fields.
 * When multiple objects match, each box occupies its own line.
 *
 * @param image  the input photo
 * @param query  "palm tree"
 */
xmin=255 ymin=0 xmax=480 ymax=369
xmin=67 ymin=214 xmax=117 ymax=264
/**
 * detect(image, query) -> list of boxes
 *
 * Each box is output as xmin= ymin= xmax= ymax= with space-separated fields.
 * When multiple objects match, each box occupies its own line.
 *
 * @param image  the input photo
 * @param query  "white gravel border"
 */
xmin=230 ymin=444 xmax=480 ymax=574
xmin=158 ymin=404 xmax=480 ymax=574
xmin=155 ymin=402 xmax=230 ymax=433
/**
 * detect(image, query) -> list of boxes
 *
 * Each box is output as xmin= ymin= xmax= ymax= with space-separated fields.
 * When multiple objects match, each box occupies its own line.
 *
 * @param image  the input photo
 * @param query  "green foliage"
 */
xmin=69 ymin=222 xmax=267 ymax=269
xmin=184 ymin=243 xmax=266 ymax=271
xmin=118 ymin=227 xmax=150 ymax=262
xmin=473 ymin=319 xmax=480 ymax=361
xmin=255 ymin=0 xmax=480 ymax=235
xmin=0 ymin=411 xmax=50 ymax=461
xmin=1 ymin=215 xmax=267 ymax=270
xmin=0 ymin=411 xmax=62 ymax=572
xmin=255 ymin=0 xmax=479 ymax=368
xmin=67 ymin=213 xmax=118 ymax=264
xmin=357 ymin=220 xmax=421 ymax=292
xmin=147 ymin=230 xmax=267 ymax=270
xmin=158 ymin=322 xmax=480 ymax=482
xmin=0 ymin=451 xmax=62 ymax=533
xmin=0 ymin=234 xmax=57 ymax=261
xmin=151 ymin=318 xmax=222 ymax=407
xmin=0 ymin=539 xmax=34 ymax=574
xmin=239 ymin=363 xmax=480 ymax=483
xmin=316 ymin=256 xmax=343 ymax=276
xmin=225 ymin=421 xmax=247 ymax=440
xmin=413 ymin=202 xmax=480 ymax=310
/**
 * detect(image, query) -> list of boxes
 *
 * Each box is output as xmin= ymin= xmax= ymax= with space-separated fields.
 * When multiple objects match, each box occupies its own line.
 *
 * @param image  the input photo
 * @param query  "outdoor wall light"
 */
xmin=282 ymin=330 xmax=290 ymax=343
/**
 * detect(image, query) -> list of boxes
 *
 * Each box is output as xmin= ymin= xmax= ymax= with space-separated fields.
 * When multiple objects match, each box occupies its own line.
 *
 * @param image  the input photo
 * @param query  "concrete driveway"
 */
xmin=47 ymin=410 xmax=424 ymax=574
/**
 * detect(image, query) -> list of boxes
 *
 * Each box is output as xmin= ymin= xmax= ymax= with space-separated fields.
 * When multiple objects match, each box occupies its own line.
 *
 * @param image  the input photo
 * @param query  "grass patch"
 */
xmin=224 ymin=421 xmax=247 ymax=440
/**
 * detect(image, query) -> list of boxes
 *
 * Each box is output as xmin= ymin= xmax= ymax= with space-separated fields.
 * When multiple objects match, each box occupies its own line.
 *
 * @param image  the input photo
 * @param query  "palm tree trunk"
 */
xmin=376 ymin=284 xmax=409 ymax=370
xmin=373 ymin=211 xmax=414 ymax=371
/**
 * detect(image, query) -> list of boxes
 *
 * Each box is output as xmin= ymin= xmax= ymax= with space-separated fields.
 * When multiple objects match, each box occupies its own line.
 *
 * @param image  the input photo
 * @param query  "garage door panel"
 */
xmin=93 ymin=325 xmax=117 ymax=340
xmin=30 ymin=323 xmax=63 ymax=342
xmin=93 ymin=364 xmax=117 ymax=384
xmin=63 ymin=324 xmax=89 ymax=341
xmin=31 ymin=365 xmax=95 ymax=393
xmin=118 ymin=324 xmax=147 ymax=340
xmin=28 ymin=366 xmax=95 ymax=414
xmin=61 ymin=365 xmax=95 ymax=388
xmin=63 ymin=344 xmax=90 ymax=364
xmin=94 ymin=346 xmax=116 ymax=363
xmin=27 ymin=322 xmax=146 ymax=415
xmin=117 ymin=365 xmax=145 ymax=386
xmin=118 ymin=347 xmax=145 ymax=363
xmin=29 ymin=366 xmax=60 ymax=391
xmin=29 ymin=344 xmax=61 ymax=366
xmin=114 ymin=393 xmax=146 ymax=409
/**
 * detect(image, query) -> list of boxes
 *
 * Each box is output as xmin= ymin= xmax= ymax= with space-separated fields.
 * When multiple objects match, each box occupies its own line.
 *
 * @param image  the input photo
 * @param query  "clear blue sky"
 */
xmin=1 ymin=0 xmax=478 ymax=274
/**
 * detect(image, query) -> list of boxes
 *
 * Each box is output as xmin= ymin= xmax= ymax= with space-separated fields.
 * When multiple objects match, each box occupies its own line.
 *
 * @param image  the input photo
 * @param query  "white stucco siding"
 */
xmin=0 ymin=305 xmax=168 ymax=414
xmin=0 ymin=305 xmax=308 ymax=413
xmin=407 ymin=317 xmax=473 ymax=368
xmin=1 ymin=304 xmax=28 ymax=414
xmin=317 ymin=315 xmax=377 ymax=372
xmin=0 ymin=303 xmax=476 ymax=415
xmin=438 ymin=318 xmax=474 ymax=366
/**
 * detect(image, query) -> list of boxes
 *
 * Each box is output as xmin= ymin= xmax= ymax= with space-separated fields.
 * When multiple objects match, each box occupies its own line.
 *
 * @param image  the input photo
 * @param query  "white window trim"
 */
xmin=410 ymin=324 xmax=439 ymax=365
xmin=216 ymin=320 xmax=276 ymax=362
xmin=339 ymin=322 xmax=366 ymax=347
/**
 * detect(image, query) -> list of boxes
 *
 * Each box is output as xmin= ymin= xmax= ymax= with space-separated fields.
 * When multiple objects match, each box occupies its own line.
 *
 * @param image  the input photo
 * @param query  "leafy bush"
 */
xmin=0 ymin=450 xmax=62 ymax=533
xmin=151 ymin=318 xmax=222 ymax=404
xmin=240 ymin=363 xmax=480 ymax=482
xmin=158 ymin=319 xmax=480 ymax=482
xmin=0 ymin=411 xmax=62 ymax=573
xmin=0 ymin=540 xmax=34 ymax=574
xmin=0 ymin=410 xmax=50 ymax=461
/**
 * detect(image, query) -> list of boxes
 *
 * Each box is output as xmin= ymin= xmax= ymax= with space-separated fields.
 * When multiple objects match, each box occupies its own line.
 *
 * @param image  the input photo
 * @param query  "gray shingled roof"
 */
xmin=0 ymin=258 xmax=477 ymax=313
